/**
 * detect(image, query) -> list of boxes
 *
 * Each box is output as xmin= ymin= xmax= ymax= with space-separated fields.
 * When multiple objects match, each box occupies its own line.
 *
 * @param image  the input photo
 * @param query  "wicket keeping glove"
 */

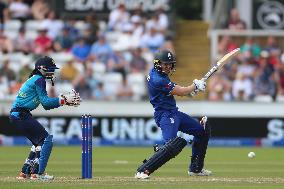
xmin=59 ymin=89 xmax=81 ymax=106
xmin=193 ymin=79 xmax=206 ymax=92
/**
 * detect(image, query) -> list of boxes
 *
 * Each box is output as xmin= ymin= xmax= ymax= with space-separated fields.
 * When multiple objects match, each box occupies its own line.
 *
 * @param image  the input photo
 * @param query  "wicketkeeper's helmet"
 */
xmin=35 ymin=56 xmax=59 ymax=79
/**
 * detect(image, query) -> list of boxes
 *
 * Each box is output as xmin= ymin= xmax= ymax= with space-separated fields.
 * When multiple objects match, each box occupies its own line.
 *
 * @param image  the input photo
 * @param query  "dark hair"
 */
xmin=29 ymin=69 xmax=42 ymax=78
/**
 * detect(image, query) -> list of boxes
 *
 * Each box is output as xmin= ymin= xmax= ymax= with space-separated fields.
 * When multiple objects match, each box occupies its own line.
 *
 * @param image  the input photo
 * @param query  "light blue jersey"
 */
xmin=11 ymin=74 xmax=60 ymax=112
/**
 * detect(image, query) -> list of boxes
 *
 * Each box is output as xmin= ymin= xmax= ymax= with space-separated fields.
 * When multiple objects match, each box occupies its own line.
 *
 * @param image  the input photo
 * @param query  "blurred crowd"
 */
xmin=0 ymin=0 xmax=174 ymax=101
xmin=208 ymin=8 xmax=284 ymax=102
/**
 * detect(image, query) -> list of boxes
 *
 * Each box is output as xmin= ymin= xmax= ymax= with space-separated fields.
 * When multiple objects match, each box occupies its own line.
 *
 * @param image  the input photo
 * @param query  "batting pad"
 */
xmin=137 ymin=137 xmax=187 ymax=175
xmin=38 ymin=135 xmax=53 ymax=174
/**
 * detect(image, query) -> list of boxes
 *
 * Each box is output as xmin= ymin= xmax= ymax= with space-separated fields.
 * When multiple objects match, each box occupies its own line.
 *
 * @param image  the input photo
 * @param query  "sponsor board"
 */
xmin=2 ymin=116 xmax=284 ymax=146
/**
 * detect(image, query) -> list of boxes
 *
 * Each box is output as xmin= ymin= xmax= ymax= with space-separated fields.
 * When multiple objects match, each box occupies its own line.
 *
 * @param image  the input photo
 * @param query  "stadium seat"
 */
xmin=73 ymin=62 xmax=84 ymax=73
xmin=105 ymin=31 xmax=122 ymax=44
xmin=98 ymin=21 xmax=107 ymax=31
xmin=7 ymin=52 xmax=24 ymax=63
xmin=25 ymin=20 xmax=43 ymax=31
xmin=25 ymin=30 xmax=38 ymax=40
xmin=127 ymin=73 xmax=146 ymax=101
xmin=3 ymin=30 xmax=18 ymax=40
xmin=49 ymin=52 xmax=73 ymax=65
xmin=74 ymin=21 xmax=89 ymax=31
xmin=253 ymin=95 xmax=273 ymax=102
xmin=92 ymin=62 xmax=106 ymax=81
xmin=55 ymin=82 xmax=74 ymax=94
xmin=4 ymin=20 xmax=22 ymax=31
xmin=103 ymin=72 xmax=123 ymax=99
xmin=276 ymin=95 xmax=284 ymax=102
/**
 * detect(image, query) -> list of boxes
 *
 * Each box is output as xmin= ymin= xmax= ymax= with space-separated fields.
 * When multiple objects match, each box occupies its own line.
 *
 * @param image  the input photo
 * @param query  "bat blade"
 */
xmin=216 ymin=48 xmax=240 ymax=68
xmin=190 ymin=48 xmax=240 ymax=97
xmin=203 ymin=48 xmax=240 ymax=80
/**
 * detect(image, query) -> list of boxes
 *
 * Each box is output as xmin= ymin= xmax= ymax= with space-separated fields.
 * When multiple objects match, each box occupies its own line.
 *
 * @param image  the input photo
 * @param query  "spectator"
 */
xmin=31 ymin=0 xmax=49 ymax=20
xmin=0 ymin=59 xmax=16 ymax=82
xmin=64 ymin=20 xmax=80 ymax=41
xmin=116 ymin=75 xmax=134 ymax=100
xmin=240 ymin=37 xmax=261 ymax=60
xmin=0 ymin=29 xmax=13 ymax=53
xmin=85 ymin=13 xmax=99 ymax=43
xmin=130 ymin=15 xmax=144 ymax=38
xmin=41 ymin=10 xmax=64 ymax=39
xmin=232 ymin=72 xmax=253 ymax=101
xmin=0 ymin=0 xmax=8 ymax=24
xmin=224 ymin=8 xmax=246 ymax=30
xmin=237 ymin=57 xmax=257 ymax=78
xmin=73 ymin=65 xmax=95 ymax=99
xmin=157 ymin=7 xmax=169 ymax=31
xmin=33 ymin=26 xmax=52 ymax=54
xmin=253 ymin=53 xmax=277 ymax=99
xmin=263 ymin=36 xmax=281 ymax=67
xmin=277 ymin=58 xmax=284 ymax=96
xmin=129 ymin=48 xmax=148 ymax=73
xmin=208 ymin=73 xmax=231 ymax=101
xmin=18 ymin=62 xmax=32 ymax=82
xmin=73 ymin=74 xmax=92 ymax=100
xmin=53 ymin=26 xmax=74 ymax=51
xmin=8 ymin=0 xmax=31 ymax=22
xmin=60 ymin=58 xmax=79 ymax=82
xmin=218 ymin=35 xmax=238 ymax=56
xmin=146 ymin=12 xmax=168 ymax=34
xmin=92 ymin=82 xmax=110 ymax=100
xmin=140 ymin=27 xmax=164 ymax=53
xmin=0 ymin=75 xmax=9 ymax=99
xmin=107 ymin=51 xmax=128 ymax=75
xmin=71 ymin=37 xmax=91 ymax=62
xmin=81 ymin=27 xmax=96 ymax=45
xmin=89 ymin=33 xmax=113 ymax=64
xmin=108 ymin=3 xmax=129 ymax=31
xmin=13 ymin=26 xmax=32 ymax=53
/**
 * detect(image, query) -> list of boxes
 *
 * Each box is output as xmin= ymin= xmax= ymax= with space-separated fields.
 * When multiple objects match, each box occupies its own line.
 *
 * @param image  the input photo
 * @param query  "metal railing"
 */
xmin=208 ymin=29 xmax=284 ymax=63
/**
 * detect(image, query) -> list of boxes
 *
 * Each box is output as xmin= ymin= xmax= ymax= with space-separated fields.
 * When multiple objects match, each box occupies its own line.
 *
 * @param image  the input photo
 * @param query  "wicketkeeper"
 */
xmin=10 ymin=56 xmax=81 ymax=180
xmin=135 ymin=50 xmax=212 ymax=179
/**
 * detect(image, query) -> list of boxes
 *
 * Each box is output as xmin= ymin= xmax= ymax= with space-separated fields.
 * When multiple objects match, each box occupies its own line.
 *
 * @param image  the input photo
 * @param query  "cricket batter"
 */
xmin=10 ymin=56 xmax=81 ymax=180
xmin=135 ymin=50 xmax=212 ymax=179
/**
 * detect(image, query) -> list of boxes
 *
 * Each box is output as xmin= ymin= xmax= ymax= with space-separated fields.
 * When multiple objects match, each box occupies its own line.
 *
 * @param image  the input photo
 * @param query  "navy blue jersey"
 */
xmin=147 ymin=68 xmax=177 ymax=112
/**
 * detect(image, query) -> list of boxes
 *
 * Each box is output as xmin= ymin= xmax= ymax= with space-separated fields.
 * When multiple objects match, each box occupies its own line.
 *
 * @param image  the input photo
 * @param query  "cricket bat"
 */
xmin=190 ymin=48 xmax=240 ymax=96
xmin=202 ymin=48 xmax=240 ymax=81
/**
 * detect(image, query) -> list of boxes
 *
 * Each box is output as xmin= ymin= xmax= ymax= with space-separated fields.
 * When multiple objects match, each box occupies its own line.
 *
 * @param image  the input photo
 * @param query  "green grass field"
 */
xmin=0 ymin=146 xmax=284 ymax=189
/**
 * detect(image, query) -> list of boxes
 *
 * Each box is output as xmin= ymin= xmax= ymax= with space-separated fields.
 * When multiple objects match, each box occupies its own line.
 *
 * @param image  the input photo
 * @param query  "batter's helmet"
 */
xmin=153 ymin=50 xmax=176 ymax=73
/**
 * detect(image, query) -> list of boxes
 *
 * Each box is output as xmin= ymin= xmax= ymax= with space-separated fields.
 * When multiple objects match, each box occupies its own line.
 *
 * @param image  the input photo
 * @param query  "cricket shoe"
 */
xmin=30 ymin=173 xmax=54 ymax=180
xmin=16 ymin=172 xmax=30 ymax=179
xmin=135 ymin=172 xmax=150 ymax=179
xmin=188 ymin=169 xmax=212 ymax=176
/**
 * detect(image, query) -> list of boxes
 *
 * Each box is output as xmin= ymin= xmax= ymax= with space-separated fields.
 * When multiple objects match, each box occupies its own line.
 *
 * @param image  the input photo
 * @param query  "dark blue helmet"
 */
xmin=35 ymin=56 xmax=58 ymax=79
xmin=154 ymin=50 xmax=176 ymax=73
xmin=35 ymin=56 xmax=58 ymax=70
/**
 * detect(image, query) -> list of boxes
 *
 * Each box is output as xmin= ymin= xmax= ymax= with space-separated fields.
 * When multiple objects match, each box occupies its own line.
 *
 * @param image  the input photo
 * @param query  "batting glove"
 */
xmin=193 ymin=79 xmax=206 ymax=92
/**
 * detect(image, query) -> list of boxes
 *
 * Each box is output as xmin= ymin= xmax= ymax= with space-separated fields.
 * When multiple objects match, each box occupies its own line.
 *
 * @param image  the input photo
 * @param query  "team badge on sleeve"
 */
xmin=164 ymin=82 xmax=174 ymax=89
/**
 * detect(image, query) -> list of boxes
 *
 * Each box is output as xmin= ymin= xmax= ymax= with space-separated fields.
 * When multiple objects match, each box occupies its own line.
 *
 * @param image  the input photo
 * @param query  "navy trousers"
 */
xmin=10 ymin=111 xmax=48 ymax=146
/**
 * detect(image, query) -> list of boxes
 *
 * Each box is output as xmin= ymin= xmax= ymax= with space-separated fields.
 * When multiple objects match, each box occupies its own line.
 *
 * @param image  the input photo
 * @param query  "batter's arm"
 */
xmin=170 ymin=84 xmax=196 ymax=96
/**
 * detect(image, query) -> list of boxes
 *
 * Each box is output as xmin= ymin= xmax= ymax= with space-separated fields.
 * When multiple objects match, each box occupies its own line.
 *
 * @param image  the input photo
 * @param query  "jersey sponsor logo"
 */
xmin=18 ymin=91 xmax=27 ymax=98
xmin=147 ymin=75 xmax=150 ymax=81
xmin=170 ymin=118 xmax=175 ymax=124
